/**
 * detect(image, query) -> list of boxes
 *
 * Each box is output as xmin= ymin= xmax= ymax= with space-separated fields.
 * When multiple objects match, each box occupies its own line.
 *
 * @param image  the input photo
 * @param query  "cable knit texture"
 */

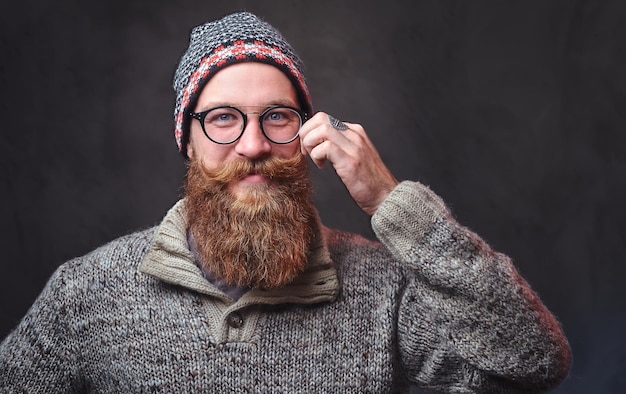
xmin=0 ymin=181 xmax=571 ymax=393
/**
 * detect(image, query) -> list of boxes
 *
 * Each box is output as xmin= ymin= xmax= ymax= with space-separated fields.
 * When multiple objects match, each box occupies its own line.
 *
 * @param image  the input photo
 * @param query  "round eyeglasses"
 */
xmin=189 ymin=105 xmax=307 ymax=145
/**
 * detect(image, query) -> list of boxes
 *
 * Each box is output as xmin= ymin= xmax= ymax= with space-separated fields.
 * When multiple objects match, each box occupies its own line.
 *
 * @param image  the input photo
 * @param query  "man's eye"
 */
xmin=218 ymin=113 xmax=235 ymax=121
xmin=206 ymin=110 xmax=239 ymax=126
xmin=267 ymin=112 xmax=283 ymax=121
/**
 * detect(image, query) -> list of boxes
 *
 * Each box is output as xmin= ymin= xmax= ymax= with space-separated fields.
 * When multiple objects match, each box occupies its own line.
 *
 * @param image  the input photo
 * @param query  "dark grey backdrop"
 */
xmin=1 ymin=0 xmax=625 ymax=392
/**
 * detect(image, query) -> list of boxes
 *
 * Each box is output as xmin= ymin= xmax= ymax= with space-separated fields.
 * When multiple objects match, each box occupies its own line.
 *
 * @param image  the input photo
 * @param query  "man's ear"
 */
xmin=186 ymin=141 xmax=194 ymax=160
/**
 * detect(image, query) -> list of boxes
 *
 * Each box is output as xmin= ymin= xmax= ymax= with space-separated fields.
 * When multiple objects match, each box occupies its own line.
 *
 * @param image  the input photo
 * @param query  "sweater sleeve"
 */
xmin=0 ymin=263 xmax=82 ymax=392
xmin=371 ymin=181 xmax=571 ymax=392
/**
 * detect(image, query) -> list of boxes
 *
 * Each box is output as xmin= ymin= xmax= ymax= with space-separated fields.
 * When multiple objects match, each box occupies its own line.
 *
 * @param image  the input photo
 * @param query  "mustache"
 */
xmin=191 ymin=154 xmax=307 ymax=185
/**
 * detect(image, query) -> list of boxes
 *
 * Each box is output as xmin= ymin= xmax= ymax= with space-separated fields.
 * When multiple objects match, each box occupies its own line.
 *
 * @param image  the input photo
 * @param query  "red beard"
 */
xmin=184 ymin=154 xmax=316 ymax=289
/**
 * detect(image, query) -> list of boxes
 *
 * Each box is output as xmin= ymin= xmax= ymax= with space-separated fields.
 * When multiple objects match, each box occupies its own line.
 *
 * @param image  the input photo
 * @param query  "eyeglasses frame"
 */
xmin=189 ymin=105 xmax=308 ymax=145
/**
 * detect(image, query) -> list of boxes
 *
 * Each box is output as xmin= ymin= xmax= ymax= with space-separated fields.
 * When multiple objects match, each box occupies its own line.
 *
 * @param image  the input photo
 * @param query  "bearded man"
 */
xmin=0 ymin=11 xmax=571 ymax=393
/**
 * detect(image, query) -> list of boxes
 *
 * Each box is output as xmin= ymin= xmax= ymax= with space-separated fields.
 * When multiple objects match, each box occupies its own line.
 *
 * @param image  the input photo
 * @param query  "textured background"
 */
xmin=1 ymin=0 xmax=625 ymax=392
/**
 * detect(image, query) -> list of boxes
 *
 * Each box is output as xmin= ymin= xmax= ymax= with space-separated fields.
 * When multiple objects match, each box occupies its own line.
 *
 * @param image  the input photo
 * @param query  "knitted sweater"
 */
xmin=0 ymin=181 xmax=571 ymax=393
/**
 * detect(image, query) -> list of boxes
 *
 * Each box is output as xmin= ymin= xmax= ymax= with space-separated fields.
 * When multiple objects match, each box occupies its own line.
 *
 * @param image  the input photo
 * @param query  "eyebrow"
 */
xmin=197 ymin=99 xmax=298 ymax=112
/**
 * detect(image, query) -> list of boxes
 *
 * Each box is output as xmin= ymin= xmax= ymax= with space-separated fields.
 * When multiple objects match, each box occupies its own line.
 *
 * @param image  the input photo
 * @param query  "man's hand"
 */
xmin=299 ymin=112 xmax=398 ymax=216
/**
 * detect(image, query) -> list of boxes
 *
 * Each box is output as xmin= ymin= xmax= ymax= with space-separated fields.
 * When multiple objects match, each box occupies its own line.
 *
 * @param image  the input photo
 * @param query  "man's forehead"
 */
xmin=193 ymin=63 xmax=300 ymax=111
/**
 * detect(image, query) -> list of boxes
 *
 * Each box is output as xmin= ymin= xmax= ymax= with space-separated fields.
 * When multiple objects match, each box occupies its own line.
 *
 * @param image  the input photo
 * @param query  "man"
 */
xmin=0 ymin=11 xmax=571 ymax=393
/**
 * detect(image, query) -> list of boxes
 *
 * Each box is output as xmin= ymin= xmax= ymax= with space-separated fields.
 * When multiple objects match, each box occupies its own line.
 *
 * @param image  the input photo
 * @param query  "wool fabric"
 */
xmin=0 ymin=181 xmax=571 ymax=393
xmin=172 ymin=12 xmax=312 ymax=156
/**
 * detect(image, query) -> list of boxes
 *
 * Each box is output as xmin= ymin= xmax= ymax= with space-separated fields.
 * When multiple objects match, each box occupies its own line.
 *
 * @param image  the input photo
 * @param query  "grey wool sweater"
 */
xmin=0 ymin=181 xmax=571 ymax=393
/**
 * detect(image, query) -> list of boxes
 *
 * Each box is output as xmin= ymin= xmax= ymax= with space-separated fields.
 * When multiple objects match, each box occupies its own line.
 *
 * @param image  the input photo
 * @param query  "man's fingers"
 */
xmin=308 ymin=140 xmax=331 ymax=168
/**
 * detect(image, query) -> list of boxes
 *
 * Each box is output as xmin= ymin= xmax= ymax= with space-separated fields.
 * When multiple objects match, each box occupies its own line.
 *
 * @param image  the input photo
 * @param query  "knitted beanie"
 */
xmin=172 ymin=12 xmax=313 ymax=157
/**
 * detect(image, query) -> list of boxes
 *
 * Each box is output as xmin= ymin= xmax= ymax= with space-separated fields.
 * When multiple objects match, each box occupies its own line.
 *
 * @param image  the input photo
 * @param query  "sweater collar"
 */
xmin=139 ymin=200 xmax=339 ymax=306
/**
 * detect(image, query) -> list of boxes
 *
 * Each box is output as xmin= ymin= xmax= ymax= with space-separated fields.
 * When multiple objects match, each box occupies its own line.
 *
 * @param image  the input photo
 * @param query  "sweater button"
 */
xmin=227 ymin=312 xmax=244 ymax=329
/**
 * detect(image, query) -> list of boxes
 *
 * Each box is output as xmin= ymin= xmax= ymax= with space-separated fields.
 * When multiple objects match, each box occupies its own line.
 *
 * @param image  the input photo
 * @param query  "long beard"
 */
xmin=184 ymin=154 xmax=316 ymax=289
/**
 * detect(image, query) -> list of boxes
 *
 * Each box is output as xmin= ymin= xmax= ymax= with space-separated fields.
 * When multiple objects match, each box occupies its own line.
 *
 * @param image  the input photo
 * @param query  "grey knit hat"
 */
xmin=173 ymin=12 xmax=312 ymax=157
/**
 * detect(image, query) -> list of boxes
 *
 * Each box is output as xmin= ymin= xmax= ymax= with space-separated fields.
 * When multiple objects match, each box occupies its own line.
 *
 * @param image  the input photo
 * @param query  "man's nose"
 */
xmin=233 ymin=118 xmax=272 ymax=159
